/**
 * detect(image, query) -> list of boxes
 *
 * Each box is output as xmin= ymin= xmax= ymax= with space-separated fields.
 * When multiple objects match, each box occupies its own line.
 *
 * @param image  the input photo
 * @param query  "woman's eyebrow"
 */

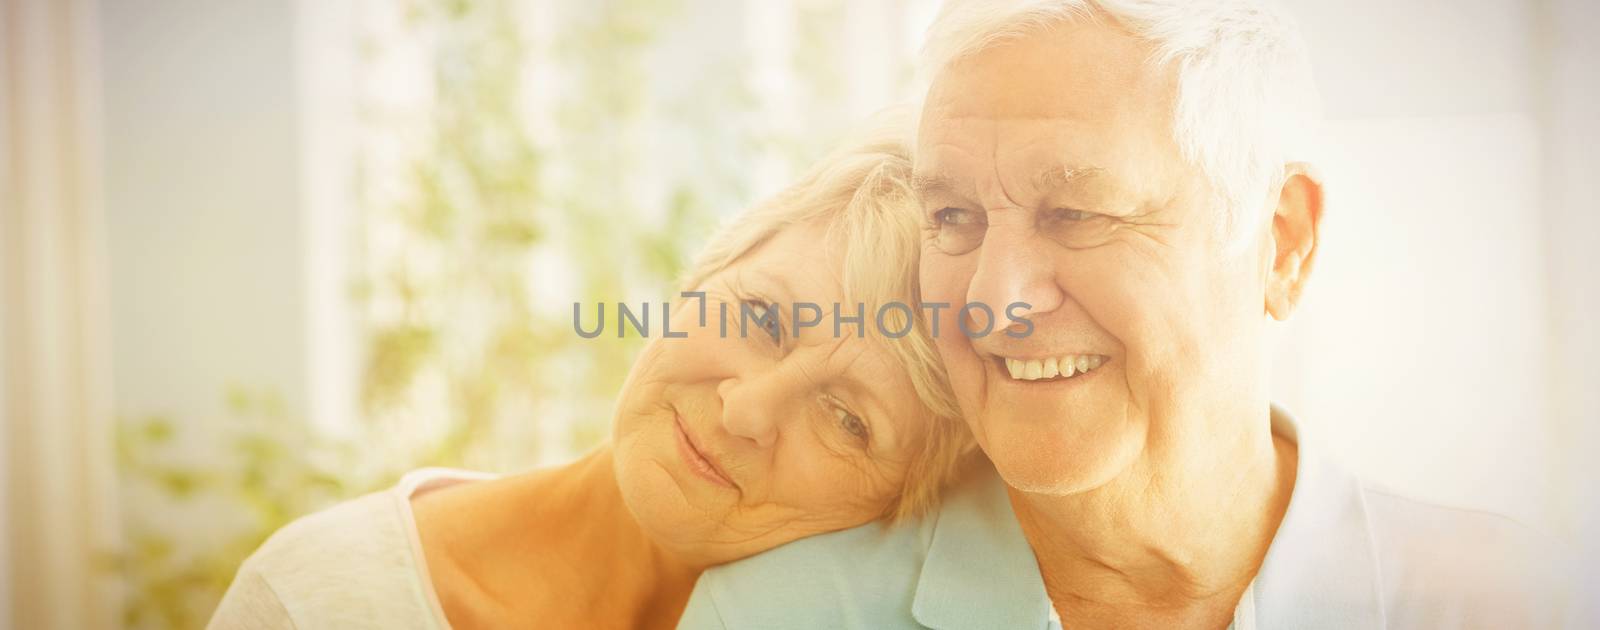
xmin=745 ymin=265 xmax=799 ymax=301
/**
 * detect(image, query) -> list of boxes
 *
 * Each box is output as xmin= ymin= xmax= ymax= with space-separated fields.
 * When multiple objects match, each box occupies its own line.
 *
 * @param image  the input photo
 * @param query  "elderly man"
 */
xmin=678 ymin=1 xmax=1565 ymax=628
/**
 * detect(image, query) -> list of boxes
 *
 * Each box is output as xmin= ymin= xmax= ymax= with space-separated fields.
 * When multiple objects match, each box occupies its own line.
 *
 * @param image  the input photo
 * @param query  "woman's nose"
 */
xmin=716 ymin=373 xmax=787 ymax=448
xmin=966 ymin=227 xmax=1065 ymax=329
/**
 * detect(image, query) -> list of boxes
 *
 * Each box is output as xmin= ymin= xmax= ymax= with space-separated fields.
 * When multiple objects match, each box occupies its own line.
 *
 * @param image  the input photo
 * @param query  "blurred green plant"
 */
xmin=112 ymin=388 xmax=398 ymax=629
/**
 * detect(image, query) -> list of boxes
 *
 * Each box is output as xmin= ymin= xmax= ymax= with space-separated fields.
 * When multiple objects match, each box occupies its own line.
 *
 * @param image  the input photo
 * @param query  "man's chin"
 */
xmin=977 ymin=412 xmax=1143 ymax=497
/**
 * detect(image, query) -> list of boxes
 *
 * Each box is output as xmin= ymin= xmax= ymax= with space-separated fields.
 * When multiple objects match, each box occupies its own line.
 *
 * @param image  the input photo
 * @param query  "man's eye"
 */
xmin=933 ymin=207 xmax=978 ymax=226
xmin=1043 ymin=207 xmax=1095 ymax=223
xmin=1037 ymin=207 xmax=1119 ymax=249
xmin=930 ymin=207 xmax=986 ymax=255
xmin=832 ymin=406 xmax=869 ymax=441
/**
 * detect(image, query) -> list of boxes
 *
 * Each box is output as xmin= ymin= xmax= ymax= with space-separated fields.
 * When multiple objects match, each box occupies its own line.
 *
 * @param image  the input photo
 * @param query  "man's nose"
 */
xmin=966 ymin=224 xmax=1065 ymax=332
xmin=716 ymin=371 xmax=792 ymax=448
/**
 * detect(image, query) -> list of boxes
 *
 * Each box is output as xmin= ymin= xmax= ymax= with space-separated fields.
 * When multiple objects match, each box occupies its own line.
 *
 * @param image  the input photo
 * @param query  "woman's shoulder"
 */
xmin=681 ymin=515 xmax=935 ymax=630
xmin=679 ymin=464 xmax=1020 ymax=630
xmin=209 ymin=468 xmax=493 ymax=630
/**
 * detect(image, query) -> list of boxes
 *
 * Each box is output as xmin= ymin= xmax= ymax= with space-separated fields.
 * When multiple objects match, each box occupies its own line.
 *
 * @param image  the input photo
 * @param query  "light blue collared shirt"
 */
xmin=679 ymin=406 xmax=1569 ymax=629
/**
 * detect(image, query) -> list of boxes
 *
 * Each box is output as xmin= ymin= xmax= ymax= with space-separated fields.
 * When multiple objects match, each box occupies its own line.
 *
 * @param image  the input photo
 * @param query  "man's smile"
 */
xmin=994 ymin=354 xmax=1109 ymax=381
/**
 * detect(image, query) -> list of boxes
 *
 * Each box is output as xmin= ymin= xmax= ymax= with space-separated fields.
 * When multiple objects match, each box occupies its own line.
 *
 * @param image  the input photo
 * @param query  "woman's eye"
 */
xmin=742 ymin=299 xmax=783 ymax=342
xmin=833 ymin=406 xmax=869 ymax=442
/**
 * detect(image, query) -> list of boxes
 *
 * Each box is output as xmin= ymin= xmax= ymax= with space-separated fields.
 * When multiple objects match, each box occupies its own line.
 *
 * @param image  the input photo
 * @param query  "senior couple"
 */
xmin=212 ymin=1 xmax=1563 ymax=628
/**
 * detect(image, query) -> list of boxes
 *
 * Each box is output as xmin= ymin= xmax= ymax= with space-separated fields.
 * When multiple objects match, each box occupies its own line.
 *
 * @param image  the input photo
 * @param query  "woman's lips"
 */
xmin=673 ymin=412 xmax=737 ymax=489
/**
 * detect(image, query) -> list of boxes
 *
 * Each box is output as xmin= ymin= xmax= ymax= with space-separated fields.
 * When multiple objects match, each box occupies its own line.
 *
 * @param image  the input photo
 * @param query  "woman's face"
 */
xmin=612 ymin=219 xmax=932 ymax=565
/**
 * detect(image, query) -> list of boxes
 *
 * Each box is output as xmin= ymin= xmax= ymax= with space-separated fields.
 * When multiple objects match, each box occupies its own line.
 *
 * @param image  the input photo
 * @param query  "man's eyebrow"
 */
xmin=1033 ymin=165 xmax=1107 ymax=191
xmin=911 ymin=173 xmax=961 ymax=198
xmin=915 ymin=167 xmax=1107 ymax=199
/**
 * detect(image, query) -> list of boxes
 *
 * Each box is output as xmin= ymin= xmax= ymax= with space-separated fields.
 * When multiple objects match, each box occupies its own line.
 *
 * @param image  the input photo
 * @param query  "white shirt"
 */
xmin=207 ymin=468 xmax=493 ymax=630
xmin=680 ymin=404 xmax=1575 ymax=629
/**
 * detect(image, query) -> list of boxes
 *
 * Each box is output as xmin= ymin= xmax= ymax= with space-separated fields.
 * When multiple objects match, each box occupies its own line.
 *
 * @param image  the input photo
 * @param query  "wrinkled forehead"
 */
xmin=734 ymin=220 xmax=850 ymax=303
xmin=916 ymin=21 xmax=1176 ymax=149
xmin=740 ymin=232 xmax=909 ymax=354
xmin=914 ymin=25 xmax=1184 ymax=203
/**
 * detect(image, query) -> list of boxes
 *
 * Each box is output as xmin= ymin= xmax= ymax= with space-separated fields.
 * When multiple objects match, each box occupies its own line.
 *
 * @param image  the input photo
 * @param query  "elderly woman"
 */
xmin=207 ymin=113 xmax=972 ymax=629
xmin=679 ymin=1 xmax=1567 ymax=629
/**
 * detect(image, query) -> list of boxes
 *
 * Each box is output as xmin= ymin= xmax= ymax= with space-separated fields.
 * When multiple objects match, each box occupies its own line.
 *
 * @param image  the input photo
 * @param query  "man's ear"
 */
xmin=1265 ymin=163 xmax=1323 ymax=320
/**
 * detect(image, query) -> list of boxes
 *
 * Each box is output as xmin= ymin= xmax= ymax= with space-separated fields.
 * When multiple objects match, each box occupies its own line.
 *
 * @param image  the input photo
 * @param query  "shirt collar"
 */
xmin=1252 ymin=404 xmax=1387 ymax=628
xmin=909 ymin=404 xmax=1386 ymax=630
xmin=910 ymin=462 xmax=1052 ymax=629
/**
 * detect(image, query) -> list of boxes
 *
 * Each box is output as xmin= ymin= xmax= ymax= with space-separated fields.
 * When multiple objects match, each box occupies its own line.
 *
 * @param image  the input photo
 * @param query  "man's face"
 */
xmin=916 ymin=22 xmax=1276 ymax=495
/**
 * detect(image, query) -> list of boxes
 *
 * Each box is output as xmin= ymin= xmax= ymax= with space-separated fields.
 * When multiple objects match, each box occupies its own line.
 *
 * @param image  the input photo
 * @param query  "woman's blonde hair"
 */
xmin=679 ymin=108 xmax=973 ymax=521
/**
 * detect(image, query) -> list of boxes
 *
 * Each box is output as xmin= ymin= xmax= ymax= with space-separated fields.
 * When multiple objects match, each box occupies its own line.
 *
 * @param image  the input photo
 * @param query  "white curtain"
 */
xmin=1 ymin=0 xmax=121 ymax=627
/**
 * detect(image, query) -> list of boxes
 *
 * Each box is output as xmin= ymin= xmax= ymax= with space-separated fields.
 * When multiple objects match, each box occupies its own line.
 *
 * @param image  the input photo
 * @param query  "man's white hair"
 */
xmin=920 ymin=0 xmax=1322 ymax=234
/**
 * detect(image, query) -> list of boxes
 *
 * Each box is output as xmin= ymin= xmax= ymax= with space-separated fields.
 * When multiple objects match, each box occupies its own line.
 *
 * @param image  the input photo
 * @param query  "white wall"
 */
xmin=295 ymin=0 xmax=359 ymax=435
xmin=100 ymin=0 xmax=307 ymax=434
xmin=1273 ymin=0 xmax=1595 ymax=555
xmin=97 ymin=0 xmax=310 ymax=565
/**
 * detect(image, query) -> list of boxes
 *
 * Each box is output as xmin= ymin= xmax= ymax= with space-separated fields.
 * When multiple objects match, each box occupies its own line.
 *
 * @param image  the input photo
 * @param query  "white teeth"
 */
xmin=1001 ymin=354 xmax=1107 ymax=381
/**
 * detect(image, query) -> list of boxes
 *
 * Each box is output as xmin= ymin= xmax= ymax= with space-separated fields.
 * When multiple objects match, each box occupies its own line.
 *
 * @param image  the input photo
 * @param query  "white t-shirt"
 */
xmin=207 ymin=468 xmax=494 ymax=630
